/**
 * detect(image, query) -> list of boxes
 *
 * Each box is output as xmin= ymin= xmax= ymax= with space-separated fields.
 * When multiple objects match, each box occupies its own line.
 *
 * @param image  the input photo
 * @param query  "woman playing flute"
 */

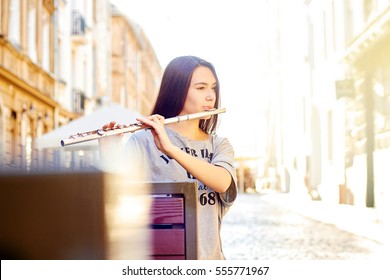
xmin=99 ymin=55 xmax=237 ymax=260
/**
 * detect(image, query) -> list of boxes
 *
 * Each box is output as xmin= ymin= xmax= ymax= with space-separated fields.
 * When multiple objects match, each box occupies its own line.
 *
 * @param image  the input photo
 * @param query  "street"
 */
xmin=221 ymin=192 xmax=387 ymax=260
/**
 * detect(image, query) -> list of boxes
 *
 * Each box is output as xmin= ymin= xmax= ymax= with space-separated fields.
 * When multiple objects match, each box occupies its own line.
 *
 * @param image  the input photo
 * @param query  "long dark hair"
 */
xmin=151 ymin=56 xmax=220 ymax=134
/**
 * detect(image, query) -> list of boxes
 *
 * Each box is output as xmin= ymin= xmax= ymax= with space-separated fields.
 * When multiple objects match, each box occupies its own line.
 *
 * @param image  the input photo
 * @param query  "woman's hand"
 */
xmin=136 ymin=115 xmax=175 ymax=155
xmin=136 ymin=115 xmax=232 ymax=193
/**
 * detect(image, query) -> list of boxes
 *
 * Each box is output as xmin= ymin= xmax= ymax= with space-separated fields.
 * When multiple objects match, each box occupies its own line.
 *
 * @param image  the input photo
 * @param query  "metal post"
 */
xmin=364 ymin=75 xmax=375 ymax=207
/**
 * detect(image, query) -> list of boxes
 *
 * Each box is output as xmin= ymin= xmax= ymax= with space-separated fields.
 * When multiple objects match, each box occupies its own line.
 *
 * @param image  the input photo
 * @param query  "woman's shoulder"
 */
xmin=211 ymin=133 xmax=231 ymax=146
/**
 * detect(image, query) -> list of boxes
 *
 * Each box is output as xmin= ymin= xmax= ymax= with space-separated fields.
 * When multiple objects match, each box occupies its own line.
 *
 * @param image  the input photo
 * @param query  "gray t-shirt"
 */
xmin=124 ymin=127 xmax=238 ymax=259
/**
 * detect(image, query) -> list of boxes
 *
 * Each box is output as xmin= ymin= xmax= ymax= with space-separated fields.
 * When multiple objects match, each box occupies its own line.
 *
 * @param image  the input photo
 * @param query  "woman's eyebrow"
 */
xmin=193 ymin=82 xmax=217 ymax=86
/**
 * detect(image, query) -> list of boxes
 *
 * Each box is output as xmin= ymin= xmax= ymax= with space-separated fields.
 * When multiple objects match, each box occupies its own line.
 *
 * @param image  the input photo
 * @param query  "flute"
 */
xmin=60 ymin=107 xmax=226 ymax=147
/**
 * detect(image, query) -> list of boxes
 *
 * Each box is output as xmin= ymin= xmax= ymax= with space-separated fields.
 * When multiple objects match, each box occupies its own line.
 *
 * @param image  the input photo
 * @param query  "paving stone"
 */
xmin=221 ymin=193 xmax=387 ymax=260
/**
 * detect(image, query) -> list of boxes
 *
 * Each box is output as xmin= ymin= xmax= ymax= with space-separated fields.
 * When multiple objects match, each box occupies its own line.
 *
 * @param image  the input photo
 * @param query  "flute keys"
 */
xmin=97 ymin=129 xmax=105 ymax=136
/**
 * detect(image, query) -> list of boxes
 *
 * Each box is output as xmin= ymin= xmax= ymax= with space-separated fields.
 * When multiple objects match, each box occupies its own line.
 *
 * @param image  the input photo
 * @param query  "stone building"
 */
xmin=264 ymin=0 xmax=390 ymax=214
xmin=340 ymin=1 xmax=390 ymax=209
xmin=0 ymin=0 xmax=162 ymax=170
xmin=110 ymin=6 xmax=162 ymax=116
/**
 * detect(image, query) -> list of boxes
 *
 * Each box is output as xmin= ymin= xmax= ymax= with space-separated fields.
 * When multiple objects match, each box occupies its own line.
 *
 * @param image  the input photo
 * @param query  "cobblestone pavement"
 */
xmin=221 ymin=192 xmax=388 ymax=260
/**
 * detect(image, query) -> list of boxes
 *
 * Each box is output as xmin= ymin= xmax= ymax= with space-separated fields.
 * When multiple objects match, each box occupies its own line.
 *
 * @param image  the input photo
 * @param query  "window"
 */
xmin=323 ymin=11 xmax=328 ymax=58
xmin=25 ymin=119 xmax=33 ymax=171
xmin=0 ymin=1 xmax=2 ymax=32
xmin=327 ymin=110 xmax=333 ymax=161
xmin=58 ymin=38 xmax=64 ymax=79
xmin=28 ymin=0 xmax=37 ymax=62
xmin=42 ymin=8 xmax=50 ymax=72
xmin=0 ymin=106 xmax=3 ymax=164
xmin=373 ymin=64 xmax=390 ymax=133
xmin=9 ymin=0 xmax=21 ymax=48
xmin=363 ymin=0 xmax=374 ymax=22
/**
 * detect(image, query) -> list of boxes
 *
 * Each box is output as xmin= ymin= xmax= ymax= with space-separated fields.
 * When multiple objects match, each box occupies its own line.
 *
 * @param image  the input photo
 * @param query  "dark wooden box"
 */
xmin=0 ymin=171 xmax=152 ymax=259
xmin=0 ymin=172 xmax=198 ymax=260
xmin=149 ymin=181 xmax=198 ymax=260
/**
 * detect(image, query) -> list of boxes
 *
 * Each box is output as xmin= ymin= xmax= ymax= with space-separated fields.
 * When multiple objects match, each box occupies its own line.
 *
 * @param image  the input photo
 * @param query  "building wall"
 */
xmin=304 ymin=0 xmax=390 ymax=209
xmin=261 ymin=0 xmax=310 ymax=195
xmin=111 ymin=9 xmax=162 ymax=116
xmin=0 ymin=0 xmax=162 ymax=170
xmin=304 ymin=0 xmax=349 ymax=202
xmin=267 ymin=0 xmax=390 ymax=209
xmin=343 ymin=3 xmax=390 ymax=208
xmin=0 ymin=0 xmax=60 ymax=169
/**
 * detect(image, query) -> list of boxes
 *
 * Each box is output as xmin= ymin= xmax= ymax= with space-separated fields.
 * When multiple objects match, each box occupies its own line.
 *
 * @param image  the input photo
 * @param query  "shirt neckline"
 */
xmin=165 ymin=126 xmax=212 ymax=142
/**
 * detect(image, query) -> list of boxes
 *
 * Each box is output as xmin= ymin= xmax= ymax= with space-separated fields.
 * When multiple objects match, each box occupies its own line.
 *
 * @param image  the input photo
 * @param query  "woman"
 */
xmin=101 ymin=56 xmax=237 ymax=259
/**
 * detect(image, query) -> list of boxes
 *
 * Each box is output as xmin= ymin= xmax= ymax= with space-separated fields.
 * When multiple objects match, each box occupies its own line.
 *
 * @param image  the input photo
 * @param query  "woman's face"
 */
xmin=180 ymin=66 xmax=217 ymax=115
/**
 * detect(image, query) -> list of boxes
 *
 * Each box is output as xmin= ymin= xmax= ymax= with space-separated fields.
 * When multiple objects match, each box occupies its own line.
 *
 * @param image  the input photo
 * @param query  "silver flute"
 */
xmin=60 ymin=108 xmax=226 ymax=147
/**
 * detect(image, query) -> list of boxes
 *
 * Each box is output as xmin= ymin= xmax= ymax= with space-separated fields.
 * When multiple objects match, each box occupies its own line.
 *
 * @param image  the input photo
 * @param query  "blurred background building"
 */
xmin=260 ymin=0 xmax=390 ymax=213
xmin=0 ymin=0 xmax=162 ymax=170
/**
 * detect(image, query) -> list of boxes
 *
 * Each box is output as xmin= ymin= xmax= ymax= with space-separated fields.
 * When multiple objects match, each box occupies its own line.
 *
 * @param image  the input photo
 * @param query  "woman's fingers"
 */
xmin=103 ymin=115 xmax=164 ymax=131
xmin=150 ymin=114 xmax=164 ymax=122
xmin=102 ymin=121 xmax=124 ymax=130
xmin=136 ymin=114 xmax=165 ymax=127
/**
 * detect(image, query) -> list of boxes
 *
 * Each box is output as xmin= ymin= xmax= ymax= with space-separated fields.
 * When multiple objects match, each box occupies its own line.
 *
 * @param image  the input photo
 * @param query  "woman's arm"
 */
xmin=166 ymin=145 xmax=232 ymax=193
xmin=136 ymin=115 xmax=232 ymax=193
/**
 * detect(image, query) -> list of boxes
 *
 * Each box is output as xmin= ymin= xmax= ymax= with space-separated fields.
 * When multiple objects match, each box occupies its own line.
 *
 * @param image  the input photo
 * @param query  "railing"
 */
xmin=72 ymin=88 xmax=86 ymax=114
xmin=0 ymin=147 xmax=99 ymax=173
xmin=71 ymin=10 xmax=86 ymax=35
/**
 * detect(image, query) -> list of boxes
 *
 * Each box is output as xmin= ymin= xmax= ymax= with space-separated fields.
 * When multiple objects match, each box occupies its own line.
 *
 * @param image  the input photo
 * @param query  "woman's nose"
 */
xmin=206 ymin=89 xmax=215 ymax=100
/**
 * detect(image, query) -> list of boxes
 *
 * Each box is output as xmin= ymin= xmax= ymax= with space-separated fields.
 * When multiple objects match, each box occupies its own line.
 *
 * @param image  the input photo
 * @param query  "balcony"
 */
xmin=344 ymin=6 xmax=390 ymax=63
xmin=71 ymin=10 xmax=87 ymax=46
xmin=72 ymin=88 xmax=86 ymax=114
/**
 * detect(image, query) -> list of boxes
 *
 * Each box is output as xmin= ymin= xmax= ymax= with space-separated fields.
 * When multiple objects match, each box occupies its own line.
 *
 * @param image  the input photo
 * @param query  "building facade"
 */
xmin=341 ymin=1 xmax=390 ymax=209
xmin=0 ymin=0 xmax=62 ymax=169
xmin=265 ymin=0 xmax=390 ymax=213
xmin=302 ymin=0 xmax=390 ymax=210
xmin=0 ymin=0 xmax=162 ymax=170
xmin=111 ymin=7 xmax=161 ymax=116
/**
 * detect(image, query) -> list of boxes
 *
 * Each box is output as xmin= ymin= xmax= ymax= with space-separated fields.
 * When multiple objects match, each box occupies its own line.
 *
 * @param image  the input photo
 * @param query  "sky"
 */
xmin=110 ymin=0 xmax=273 ymax=158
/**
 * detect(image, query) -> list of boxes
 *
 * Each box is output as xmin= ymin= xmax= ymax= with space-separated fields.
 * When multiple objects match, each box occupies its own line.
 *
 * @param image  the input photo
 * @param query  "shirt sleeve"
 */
xmin=211 ymin=136 xmax=238 ymax=207
xmin=123 ymin=133 xmax=151 ymax=180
